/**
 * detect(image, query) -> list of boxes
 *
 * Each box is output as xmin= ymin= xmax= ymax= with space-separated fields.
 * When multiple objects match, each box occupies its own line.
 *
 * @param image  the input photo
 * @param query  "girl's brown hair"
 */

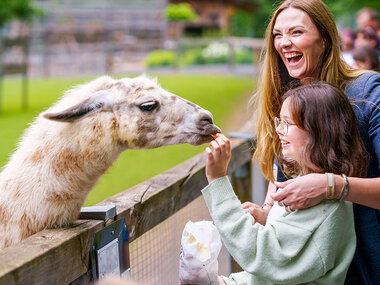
xmin=253 ymin=0 xmax=367 ymax=181
xmin=277 ymin=81 xmax=368 ymax=178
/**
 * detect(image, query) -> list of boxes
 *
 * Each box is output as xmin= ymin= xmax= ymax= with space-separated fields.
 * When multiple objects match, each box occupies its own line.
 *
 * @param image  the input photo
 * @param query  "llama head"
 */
xmin=42 ymin=75 xmax=221 ymax=149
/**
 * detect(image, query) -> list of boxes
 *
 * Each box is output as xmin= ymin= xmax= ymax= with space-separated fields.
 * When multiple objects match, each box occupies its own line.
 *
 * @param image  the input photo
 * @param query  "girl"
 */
xmin=202 ymin=82 xmax=368 ymax=284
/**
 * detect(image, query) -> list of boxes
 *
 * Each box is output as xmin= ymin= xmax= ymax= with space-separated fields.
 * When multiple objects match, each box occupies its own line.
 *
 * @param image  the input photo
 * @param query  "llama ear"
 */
xmin=43 ymin=92 xmax=112 ymax=122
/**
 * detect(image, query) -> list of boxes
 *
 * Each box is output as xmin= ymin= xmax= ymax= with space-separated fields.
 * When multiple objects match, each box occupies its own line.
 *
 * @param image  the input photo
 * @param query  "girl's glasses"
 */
xmin=274 ymin=117 xmax=295 ymax=135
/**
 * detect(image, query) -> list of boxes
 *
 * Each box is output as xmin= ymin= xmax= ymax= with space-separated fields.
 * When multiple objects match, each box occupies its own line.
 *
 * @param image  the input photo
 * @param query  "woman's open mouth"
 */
xmin=285 ymin=52 xmax=303 ymax=66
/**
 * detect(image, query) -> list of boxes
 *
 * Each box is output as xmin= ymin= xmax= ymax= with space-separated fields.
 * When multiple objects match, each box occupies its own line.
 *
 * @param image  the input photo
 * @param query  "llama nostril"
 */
xmin=203 ymin=118 xmax=213 ymax=124
xmin=200 ymin=113 xmax=214 ymax=125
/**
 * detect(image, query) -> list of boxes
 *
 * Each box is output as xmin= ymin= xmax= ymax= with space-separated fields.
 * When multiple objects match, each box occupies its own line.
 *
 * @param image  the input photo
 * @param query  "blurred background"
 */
xmin=0 ymin=0 xmax=379 ymax=205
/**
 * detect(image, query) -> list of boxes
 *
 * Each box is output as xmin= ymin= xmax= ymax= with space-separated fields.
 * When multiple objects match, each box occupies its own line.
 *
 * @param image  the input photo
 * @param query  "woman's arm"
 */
xmin=272 ymin=174 xmax=380 ymax=210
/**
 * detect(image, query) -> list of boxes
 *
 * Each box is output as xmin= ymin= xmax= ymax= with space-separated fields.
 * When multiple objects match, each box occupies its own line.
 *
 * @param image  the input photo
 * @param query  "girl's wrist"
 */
xmin=207 ymin=174 xmax=225 ymax=184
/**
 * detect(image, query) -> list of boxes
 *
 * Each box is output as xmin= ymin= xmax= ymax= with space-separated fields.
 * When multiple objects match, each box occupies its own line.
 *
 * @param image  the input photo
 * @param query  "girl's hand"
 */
xmin=205 ymin=134 xmax=231 ymax=183
xmin=242 ymin=202 xmax=271 ymax=225
xmin=272 ymin=173 xmax=327 ymax=210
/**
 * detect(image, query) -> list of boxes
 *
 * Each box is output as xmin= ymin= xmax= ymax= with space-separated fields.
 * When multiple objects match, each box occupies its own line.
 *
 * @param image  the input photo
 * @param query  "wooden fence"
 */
xmin=0 ymin=137 xmax=255 ymax=284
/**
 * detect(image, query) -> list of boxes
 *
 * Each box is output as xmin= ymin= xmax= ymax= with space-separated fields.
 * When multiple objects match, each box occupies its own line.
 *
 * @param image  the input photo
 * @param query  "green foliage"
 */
xmin=180 ymin=48 xmax=205 ymax=65
xmin=251 ymin=0 xmax=278 ymax=38
xmin=200 ymin=42 xmax=229 ymax=63
xmin=324 ymin=0 xmax=380 ymax=16
xmin=164 ymin=3 xmax=197 ymax=22
xmin=0 ymin=75 xmax=254 ymax=206
xmin=229 ymin=10 xmax=254 ymax=37
xmin=201 ymin=28 xmax=226 ymax=38
xmin=145 ymin=50 xmax=176 ymax=67
xmin=234 ymin=48 xmax=254 ymax=64
xmin=146 ymin=44 xmax=254 ymax=67
xmin=0 ymin=0 xmax=42 ymax=28
xmin=251 ymin=0 xmax=379 ymax=38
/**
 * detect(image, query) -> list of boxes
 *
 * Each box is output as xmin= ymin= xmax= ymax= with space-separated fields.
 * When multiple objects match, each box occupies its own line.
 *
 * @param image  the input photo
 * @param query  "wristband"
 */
xmin=326 ymin=173 xmax=335 ymax=200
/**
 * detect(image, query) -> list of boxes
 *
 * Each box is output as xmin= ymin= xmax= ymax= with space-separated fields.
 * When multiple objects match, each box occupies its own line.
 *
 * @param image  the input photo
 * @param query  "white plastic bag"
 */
xmin=179 ymin=220 xmax=222 ymax=285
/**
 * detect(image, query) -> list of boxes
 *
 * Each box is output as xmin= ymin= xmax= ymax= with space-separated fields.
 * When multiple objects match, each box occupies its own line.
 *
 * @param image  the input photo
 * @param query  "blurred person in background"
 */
xmin=340 ymin=27 xmax=356 ymax=66
xmin=356 ymin=7 xmax=380 ymax=38
xmin=352 ymin=45 xmax=380 ymax=71
xmin=355 ymin=26 xmax=380 ymax=50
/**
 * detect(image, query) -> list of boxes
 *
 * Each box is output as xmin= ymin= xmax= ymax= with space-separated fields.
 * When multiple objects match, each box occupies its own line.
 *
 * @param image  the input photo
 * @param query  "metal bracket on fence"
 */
xmin=229 ymin=132 xmax=255 ymax=179
xmin=79 ymin=205 xmax=116 ymax=222
xmin=90 ymin=217 xmax=130 ymax=281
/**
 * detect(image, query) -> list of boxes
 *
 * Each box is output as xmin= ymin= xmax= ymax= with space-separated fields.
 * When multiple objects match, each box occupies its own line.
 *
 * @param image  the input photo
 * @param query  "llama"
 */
xmin=0 ymin=75 xmax=220 ymax=249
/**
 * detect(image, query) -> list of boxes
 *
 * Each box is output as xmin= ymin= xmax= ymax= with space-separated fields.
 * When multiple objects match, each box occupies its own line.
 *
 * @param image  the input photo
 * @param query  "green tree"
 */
xmin=230 ymin=10 xmax=254 ymax=37
xmin=251 ymin=0 xmax=380 ymax=38
xmin=324 ymin=0 xmax=379 ymax=15
xmin=164 ymin=3 xmax=197 ymax=22
xmin=251 ymin=0 xmax=278 ymax=38
xmin=0 ymin=0 xmax=41 ymax=29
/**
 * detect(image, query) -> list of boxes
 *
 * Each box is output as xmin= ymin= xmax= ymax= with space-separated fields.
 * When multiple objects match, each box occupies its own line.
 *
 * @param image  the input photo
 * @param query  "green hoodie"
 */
xmin=201 ymin=176 xmax=356 ymax=285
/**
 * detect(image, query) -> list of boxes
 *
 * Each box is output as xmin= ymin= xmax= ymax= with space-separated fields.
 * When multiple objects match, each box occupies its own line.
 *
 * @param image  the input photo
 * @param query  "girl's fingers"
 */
xmin=210 ymin=140 xmax=220 ymax=149
xmin=219 ymin=133 xmax=230 ymax=144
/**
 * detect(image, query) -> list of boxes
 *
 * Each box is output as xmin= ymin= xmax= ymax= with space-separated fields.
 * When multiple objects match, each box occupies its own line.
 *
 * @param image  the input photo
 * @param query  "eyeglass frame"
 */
xmin=274 ymin=117 xmax=296 ymax=135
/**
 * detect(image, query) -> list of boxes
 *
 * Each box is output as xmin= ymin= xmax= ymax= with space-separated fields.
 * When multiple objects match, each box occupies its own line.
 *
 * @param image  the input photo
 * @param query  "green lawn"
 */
xmin=0 ymin=74 xmax=255 ymax=205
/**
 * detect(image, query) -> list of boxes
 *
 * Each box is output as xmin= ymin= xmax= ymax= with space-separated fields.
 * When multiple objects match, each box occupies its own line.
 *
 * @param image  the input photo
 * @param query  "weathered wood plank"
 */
xmin=0 ymin=220 xmax=103 ymax=285
xmin=0 ymin=138 xmax=254 ymax=284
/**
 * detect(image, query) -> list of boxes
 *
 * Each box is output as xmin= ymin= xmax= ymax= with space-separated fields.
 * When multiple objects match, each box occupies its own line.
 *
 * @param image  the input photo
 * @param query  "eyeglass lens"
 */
xmin=275 ymin=117 xmax=288 ymax=134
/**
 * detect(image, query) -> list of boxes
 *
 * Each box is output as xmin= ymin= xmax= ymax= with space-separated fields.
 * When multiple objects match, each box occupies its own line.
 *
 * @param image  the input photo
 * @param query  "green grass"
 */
xmin=0 ymin=74 xmax=254 ymax=205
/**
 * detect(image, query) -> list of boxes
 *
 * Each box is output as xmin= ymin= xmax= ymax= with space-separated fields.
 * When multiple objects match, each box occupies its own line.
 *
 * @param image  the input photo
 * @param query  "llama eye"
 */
xmin=139 ymin=101 xmax=157 ymax=112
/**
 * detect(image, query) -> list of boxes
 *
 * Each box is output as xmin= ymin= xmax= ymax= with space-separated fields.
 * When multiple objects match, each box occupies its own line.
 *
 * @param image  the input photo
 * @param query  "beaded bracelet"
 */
xmin=340 ymin=174 xmax=349 ymax=201
xmin=326 ymin=173 xmax=335 ymax=200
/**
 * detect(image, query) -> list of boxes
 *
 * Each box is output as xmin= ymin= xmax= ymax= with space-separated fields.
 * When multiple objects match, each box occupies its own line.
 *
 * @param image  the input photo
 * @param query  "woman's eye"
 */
xmin=293 ymin=30 xmax=303 ymax=35
xmin=139 ymin=102 xmax=157 ymax=112
xmin=273 ymin=33 xmax=281 ymax=38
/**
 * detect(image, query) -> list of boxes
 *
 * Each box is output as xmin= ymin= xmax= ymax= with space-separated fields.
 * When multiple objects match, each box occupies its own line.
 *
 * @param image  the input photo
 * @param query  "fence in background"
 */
xmin=0 ymin=36 xmax=29 ymax=113
xmin=0 ymin=137 xmax=255 ymax=285
xmin=27 ymin=37 xmax=264 ymax=77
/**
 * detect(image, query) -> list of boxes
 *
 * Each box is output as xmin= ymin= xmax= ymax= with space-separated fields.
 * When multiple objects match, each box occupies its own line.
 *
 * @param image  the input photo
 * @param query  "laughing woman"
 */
xmin=244 ymin=0 xmax=380 ymax=284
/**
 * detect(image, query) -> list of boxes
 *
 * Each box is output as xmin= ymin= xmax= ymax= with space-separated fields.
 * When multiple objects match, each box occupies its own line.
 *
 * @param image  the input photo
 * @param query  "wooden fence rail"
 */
xmin=0 ymin=138 xmax=255 ymax=284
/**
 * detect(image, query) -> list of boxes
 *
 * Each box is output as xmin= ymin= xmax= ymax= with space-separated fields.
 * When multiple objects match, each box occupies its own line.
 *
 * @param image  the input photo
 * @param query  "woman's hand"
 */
xmin=205 ymin=134 xmax=231 ymax=183
xmin=242 ymin=202 xmax=271 ymax=225
xmin=272 ymin=173 xmax=327 ymax=210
